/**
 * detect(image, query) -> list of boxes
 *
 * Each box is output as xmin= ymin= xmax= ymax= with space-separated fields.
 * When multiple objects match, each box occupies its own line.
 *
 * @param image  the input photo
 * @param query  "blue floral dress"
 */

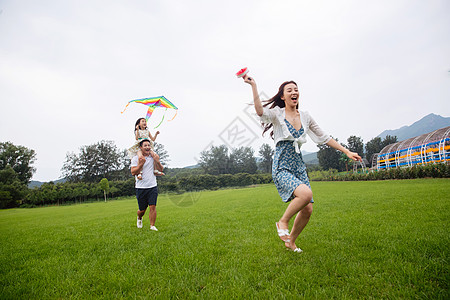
xmin=272 ymin=119 xmax=313 ymax=203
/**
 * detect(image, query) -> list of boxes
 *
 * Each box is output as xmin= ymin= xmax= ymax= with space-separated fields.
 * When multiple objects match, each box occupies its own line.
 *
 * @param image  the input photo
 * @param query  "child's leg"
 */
xmin=153 ymin=161 xmax=164 ymax=176
xmin=152 ymin=153 xmax=164 ymax=176
xmin=136 ymin=150 xmax=143 ymax=180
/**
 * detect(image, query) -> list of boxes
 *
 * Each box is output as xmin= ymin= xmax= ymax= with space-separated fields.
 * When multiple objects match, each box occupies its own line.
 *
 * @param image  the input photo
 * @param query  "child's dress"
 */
xmin=128 ymin=129 xmax=154 ymax=158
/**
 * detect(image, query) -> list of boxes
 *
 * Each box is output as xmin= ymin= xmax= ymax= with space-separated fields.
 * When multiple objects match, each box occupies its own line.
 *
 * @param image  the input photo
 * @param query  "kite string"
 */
xmin=154 ymin=108 xmax=168 ymax=129
xmin=154 ymin=115 xmax=165 ymax=128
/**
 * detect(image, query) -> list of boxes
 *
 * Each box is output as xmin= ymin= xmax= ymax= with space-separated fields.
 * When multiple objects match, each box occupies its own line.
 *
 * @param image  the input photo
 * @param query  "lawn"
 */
xmin=1 ymin=179 xmax=449 ymax=299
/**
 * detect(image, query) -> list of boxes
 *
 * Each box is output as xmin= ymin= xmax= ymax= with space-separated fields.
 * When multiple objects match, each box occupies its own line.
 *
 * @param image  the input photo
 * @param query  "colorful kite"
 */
xmin=121 ymin=96 xmax=178 ymax=128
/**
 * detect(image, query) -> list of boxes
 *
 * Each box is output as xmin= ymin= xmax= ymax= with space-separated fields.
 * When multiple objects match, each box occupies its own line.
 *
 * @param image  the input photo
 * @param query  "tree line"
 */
xmin=0 ymin=142 xmax=36 ymax=208
xmin=20 ymin=173 xmax=274 ymax=207
xmin=0 ymin=140 xmax=275 ymax=208
xmin=0 ymin=134 xmax=419 ymax=208
xmin=198 ymin=144 xmax=274 ymax=175
xmin=317 ymin=135 xmax=398 ymax=172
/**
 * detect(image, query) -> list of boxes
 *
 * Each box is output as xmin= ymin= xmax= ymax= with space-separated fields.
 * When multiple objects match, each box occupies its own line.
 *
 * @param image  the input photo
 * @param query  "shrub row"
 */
xmin=18 ymin=163 xmax=449 ymax=208
xmin=21 ymin=179 xmax=136 ymax=207
xmin=311 ymin=163 xmax=450 ymax=181
xmin=20 ymin=173 xmax=273 ymax=207
xmin=158 ymin=173 xmax=273 ymax=193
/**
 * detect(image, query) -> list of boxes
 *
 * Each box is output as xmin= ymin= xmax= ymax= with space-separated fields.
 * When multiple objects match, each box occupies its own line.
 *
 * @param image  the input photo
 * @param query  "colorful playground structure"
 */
xmin=374 ymin=126 xmax=450 ymax=170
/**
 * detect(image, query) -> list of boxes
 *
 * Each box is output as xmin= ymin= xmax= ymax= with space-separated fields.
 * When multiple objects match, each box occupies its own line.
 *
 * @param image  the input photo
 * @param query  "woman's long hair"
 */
xmin=262 ymin=81 xmax=298 ymax=139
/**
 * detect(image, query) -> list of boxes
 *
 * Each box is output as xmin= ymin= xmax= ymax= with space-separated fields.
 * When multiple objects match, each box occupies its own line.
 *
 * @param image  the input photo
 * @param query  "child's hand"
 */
xmin=155 ymin=131 xmax=160 ymax=135
xmin=150 ymin=151 xmax=160 ymax=161
xmin=138 ymin=156 xmax=146 ymax=166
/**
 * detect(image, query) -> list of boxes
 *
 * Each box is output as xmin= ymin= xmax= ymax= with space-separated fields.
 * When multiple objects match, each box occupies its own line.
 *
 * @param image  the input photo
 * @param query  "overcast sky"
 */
xmin=1 ymin=0 xmax=449 ymax=182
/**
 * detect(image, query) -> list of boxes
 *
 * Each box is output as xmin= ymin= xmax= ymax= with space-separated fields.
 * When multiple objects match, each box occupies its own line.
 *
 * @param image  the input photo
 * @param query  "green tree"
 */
xmin=154 ymin=142 xmax=170 ymax=167
xmin=347 ymin=136 xmax=364 ymax=157
xmin=258 ymin=143 xmax=274 ymax=173
xmin=39 ymin=182 xmax=57 ymax=205
xmin=199 ymin=145 xmax=230 ymax=175
xmin=0 ymin=165 xmax=28 ymax=208
xmin=365 ymin=137 xmax=383 ymax=162
xmin=317 ymin=137 xmax=342 ymax=171
xmin=0 ymin=141 xmax=36 ymax=184
xmin=99 ymin=178 xmax=110 ymax=202
xmin=365 ymin=135 xmax=398 ymax=166
xmin=109 ymin=186 xmax=120 ymax=198
xmin=61 ymin=140 xmax=123 ymax=182
xmin=112 ymin=149 xmax=132 ymax=181
xmin=56 ymin=185 xmax=71 ymax=205
xmin=382 ymin=135 xmax=398 ymax=148
xmin=339 ymin=153 xmax=351 ymax=172
xmin=229 ymin=147 xmax=258 ymax=174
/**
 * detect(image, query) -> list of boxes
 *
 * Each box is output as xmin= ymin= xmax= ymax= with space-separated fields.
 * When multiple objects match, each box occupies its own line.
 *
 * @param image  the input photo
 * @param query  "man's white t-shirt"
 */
xmin=130 ymin=155 xmax=157 ymax=188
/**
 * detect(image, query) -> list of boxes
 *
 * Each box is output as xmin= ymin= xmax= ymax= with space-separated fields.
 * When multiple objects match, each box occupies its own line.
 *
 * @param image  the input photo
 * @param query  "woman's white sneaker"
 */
xmin=137 ymin=217 xmax=143 ymax=228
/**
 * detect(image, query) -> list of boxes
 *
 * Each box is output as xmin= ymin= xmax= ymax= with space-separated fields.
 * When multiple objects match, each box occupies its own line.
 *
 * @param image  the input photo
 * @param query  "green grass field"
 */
xmin=1 ymin=179 xmax=449 ymax=299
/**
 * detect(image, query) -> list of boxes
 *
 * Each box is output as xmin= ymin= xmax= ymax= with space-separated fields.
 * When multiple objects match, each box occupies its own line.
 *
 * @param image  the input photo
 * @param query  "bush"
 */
xmin=0 ymin=190 xmax=14 ymax=209
xmin=308 ymin=169 xmax=338 ymax=181
xmin=309 ymin=163 xmax=450 ymax=182
xmin=11 ymin=172 xmax=266 ymax=208
xmin=24 ymin=163 xmax=445 ymax=207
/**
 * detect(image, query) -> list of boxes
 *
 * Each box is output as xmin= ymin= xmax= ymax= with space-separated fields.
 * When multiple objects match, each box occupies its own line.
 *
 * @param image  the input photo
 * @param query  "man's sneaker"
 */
xmin=137 ymin=217 xmax=143 ymax=228
xmin=150 ymin=225 xmax=158 ymax=231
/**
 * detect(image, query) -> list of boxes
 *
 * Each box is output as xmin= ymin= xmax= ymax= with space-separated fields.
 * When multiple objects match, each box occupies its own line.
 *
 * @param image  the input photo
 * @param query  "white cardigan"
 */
xmin=260 ymin=106 xmax=331 ymax=153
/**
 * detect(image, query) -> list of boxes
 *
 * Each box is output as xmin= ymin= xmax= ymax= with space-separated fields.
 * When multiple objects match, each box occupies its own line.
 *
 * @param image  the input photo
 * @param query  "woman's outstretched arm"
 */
xmin=326 ymin=138 xmax=362 ymax=161
xmin=243 ymin=75 xmax=263 ymax=116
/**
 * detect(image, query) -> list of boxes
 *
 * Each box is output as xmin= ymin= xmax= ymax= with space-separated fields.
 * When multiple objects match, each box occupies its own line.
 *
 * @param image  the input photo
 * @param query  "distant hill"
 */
xmin=183 ymin=164 xmax=200 ymax=169
xmin=378 ymin=113 xmax=450 ymax=142
xmin=302 ymin=151 xmax=319 ymax=165
xmin=28 ymin=181 xmax=42 ymax=188
xmin=28 ymin=178 xmax=66 ymax=188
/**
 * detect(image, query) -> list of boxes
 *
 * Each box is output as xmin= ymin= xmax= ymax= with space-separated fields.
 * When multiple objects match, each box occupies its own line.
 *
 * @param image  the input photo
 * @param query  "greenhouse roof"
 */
xmin=379 ymin=126 xmax=450 ymax=155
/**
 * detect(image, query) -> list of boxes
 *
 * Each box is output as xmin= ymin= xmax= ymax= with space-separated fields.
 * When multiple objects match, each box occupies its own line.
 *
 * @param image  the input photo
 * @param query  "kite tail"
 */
xmin=168 ymin=110 xmax=178 ymax=121
xmin=121 ymin=102 xmax=130 ymax=114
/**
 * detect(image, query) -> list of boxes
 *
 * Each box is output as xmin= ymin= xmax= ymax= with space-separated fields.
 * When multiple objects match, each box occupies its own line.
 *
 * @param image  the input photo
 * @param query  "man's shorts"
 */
xmin=136 ymin=186 xmax=158 ymax=211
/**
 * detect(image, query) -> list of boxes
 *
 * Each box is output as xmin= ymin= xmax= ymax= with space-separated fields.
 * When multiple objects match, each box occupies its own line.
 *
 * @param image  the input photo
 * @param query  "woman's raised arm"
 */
xmin=243 ymin=75 xmax=263 ymax=116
